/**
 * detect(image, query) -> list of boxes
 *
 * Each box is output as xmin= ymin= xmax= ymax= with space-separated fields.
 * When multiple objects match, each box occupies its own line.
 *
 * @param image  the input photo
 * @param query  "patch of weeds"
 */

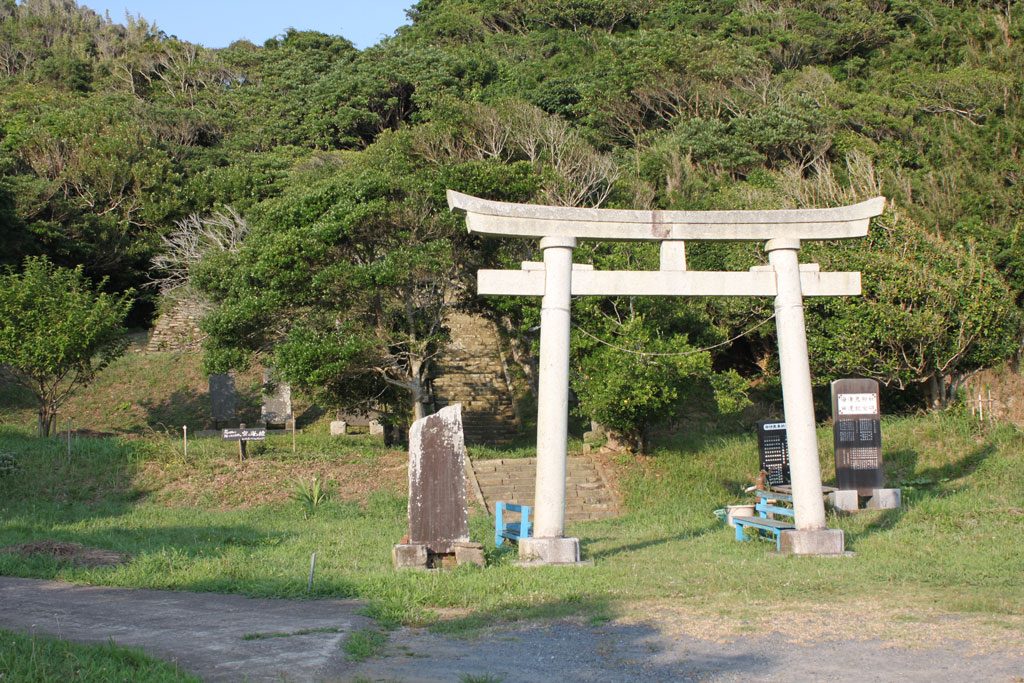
xmin=0 ymin=451 xmax=18 ymax=477
xmin=242 ymin=627 xmax=342 ymax=641
xmin=459 ymin=674 xmax=505 ymax=683
xmin=291 ymin=476 xmax=332 ymax=518
xmin=343 ymin=628 xmax=388 ymax=662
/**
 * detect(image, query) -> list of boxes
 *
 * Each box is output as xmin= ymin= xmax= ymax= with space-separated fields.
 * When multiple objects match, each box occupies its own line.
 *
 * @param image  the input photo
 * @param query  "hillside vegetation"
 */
xmin=2 ymin=0 xmax=1023 ymax=432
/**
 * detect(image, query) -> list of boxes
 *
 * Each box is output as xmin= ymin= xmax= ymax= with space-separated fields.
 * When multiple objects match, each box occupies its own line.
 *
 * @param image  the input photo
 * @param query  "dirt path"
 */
xmin=2 ymin=577 xmax=1022 ymax=682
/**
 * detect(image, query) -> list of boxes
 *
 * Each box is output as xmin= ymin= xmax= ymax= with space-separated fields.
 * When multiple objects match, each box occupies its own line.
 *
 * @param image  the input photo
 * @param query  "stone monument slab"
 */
xmin=261 ymin=370 xmax=292 ymax=427
xmin=831 ymin=379 xmax=884 ymax=494
xmin=405 ymin=404 xmax=469 ymax=556
xmin=209 ymin=374 xmax=236 ymax=424
xmin=757 ymin=420 xmax=790 ymax=487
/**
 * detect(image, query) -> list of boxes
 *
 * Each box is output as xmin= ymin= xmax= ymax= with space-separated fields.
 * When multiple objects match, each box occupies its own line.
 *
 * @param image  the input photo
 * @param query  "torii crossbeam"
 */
xmin=449 ymin=190 xmax=886 ymax=561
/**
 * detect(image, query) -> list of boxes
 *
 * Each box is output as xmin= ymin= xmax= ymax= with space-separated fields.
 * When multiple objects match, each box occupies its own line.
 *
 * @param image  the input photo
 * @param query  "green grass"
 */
xmin=0 ymin=629 xmax=199 ymax=682
xmin=342 ymin=628 xmax=389 ymax=661
xmin=0 ymin=408 xmax=1021 ymax=635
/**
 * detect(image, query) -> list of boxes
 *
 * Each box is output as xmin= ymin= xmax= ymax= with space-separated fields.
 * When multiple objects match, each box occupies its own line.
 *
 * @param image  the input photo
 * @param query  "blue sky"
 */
xmin=78 ymin=1 xmax=416 ymax=50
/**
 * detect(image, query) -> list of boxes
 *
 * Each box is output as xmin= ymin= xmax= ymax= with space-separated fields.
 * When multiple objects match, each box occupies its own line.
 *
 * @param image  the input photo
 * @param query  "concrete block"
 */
xmin=517 ymin=536 xmax=581 ymax=565
xmin=392 ymin=543 xmax=428 ymax=570
xmin=779 ymin=528 xmax=845 ymax=556
xmin=827 ymin=489 xmax=860 ymax=513
xmin=453 ymin=542 xmax=485 ymax=568
xmin=865 ymin=488 xmax=901 ymax=510
xmin=368 ymin=420 xmax=384 ymax=436
xmin=330 ymin=421 xmax=347 ymax=436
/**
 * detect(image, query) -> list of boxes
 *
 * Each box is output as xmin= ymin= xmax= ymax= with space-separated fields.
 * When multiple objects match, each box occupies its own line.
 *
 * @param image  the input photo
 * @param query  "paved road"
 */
xmin=1 ymin=577 xmax=1022 ymax=682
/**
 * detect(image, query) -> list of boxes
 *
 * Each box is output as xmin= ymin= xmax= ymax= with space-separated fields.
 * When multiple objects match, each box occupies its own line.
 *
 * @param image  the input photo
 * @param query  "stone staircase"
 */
xmin=433 ymin=312 xmax=521 ymax=445
xmin=468 ymin=457 xmax=619 ymax=523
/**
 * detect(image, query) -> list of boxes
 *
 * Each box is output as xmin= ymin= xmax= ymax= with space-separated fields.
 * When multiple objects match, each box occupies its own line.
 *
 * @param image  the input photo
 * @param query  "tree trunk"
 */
xmin=928 ymin=374 xmax=942 ymax=410
xmin=410 ymin=358 xmax=428 ymax=422
xmin=37 ymin=403 xmax=55 ymax=438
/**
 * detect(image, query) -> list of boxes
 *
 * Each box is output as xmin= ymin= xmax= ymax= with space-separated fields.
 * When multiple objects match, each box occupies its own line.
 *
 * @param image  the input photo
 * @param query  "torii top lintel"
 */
xmin=447 ymin=190 xmax=886 ymax=242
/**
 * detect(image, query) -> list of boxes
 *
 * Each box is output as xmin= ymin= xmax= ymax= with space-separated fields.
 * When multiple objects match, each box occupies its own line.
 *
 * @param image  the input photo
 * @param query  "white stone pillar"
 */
xmin=766 ymin=238 xmax=827 ymax=531
xmin=533 ymin=236 xmax=575 ymax=540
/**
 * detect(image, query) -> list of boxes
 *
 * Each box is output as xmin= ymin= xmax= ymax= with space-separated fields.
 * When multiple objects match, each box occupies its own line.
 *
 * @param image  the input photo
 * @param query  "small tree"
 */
xmin=0 ymin=257 xmax=133 ymax=436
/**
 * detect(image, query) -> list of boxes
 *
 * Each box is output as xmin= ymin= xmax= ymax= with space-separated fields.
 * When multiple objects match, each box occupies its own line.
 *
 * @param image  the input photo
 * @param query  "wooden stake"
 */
xmin=238 ymin=422 xmax=247 ymax=461
xmin=307 ymin=552 xmax=317 ymax=593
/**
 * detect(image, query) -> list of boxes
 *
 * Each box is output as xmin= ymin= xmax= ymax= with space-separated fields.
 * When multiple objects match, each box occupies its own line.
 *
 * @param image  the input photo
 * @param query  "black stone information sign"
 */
xmin=831 ymin=378 xmax=883 ymax=494
xmin=221 ymin=427 xmax=267 ymax=441
xmin=757 ymin=420 xmax=790 ymax=486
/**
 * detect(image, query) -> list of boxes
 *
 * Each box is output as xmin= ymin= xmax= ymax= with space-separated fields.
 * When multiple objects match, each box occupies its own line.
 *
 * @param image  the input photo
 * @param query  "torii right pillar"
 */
xmin=767 ymin=237 xmax=843 ymax=554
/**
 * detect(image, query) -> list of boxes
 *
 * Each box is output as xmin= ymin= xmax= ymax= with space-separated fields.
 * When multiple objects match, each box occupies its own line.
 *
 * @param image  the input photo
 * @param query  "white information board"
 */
xmin=837 ymin=393 xmax=878 ymax=416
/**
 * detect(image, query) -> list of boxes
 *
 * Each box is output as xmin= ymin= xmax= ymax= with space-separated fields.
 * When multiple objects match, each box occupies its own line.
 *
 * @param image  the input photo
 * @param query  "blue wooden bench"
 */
xmin=734 ymin=489 xmax=796 ymax=550
xmin=754 ymin=489 xmax=795 ymax=520
xmin=495 ymin=502 xmax=532 ymax=548
xmin=733 ymin=516 xmax=795 ymax=550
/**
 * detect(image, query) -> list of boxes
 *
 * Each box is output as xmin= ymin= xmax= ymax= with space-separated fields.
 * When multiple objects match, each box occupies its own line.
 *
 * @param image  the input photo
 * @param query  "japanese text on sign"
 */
xmin=837 ymin=393 xmax=878 ymax=416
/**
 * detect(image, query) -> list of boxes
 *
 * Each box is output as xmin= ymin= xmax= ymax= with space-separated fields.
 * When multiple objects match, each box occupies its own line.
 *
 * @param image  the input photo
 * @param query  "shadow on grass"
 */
xmin=139 ymin=388 xmax=262 ymax=433
xmin=583 ymin=523 xmax=721 ymax=560
xmin=844 ymin=442 xmax=998 ymax=547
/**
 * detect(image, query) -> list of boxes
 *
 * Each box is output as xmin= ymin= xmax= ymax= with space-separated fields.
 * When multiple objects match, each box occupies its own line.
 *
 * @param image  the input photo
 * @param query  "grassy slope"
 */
xmin=0 ymin=413 xmax=1020 ymax=634
xmin=0 ymin=351 xmax=266 ymax=434
xmin=0 ymin=629 xmax=199 ymax=682
xmin=0 ymin=352 xmax=1021 ymax=645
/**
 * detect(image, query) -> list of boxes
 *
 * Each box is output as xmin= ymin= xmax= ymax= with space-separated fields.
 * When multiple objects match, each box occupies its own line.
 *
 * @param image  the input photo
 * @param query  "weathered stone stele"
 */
xmin=209 ymin=373 xmax=236 ymax=423
xmin=406 ymin=404 xmax=469 ymax=555
xmin=261 ymin=369 xmax=292 ymax=426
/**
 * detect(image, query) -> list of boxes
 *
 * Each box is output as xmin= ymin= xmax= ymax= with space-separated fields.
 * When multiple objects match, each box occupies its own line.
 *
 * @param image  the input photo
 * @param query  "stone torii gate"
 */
xmin=448 ymin=190 xmax=886 ymax=561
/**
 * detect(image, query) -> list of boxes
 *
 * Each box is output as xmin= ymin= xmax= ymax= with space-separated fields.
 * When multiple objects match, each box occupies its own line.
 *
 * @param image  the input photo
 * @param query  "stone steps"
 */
xmin=433 ymin=312 xmax=521 ymax=445
xmin=469 ymin=457 xmax=620 ymax=523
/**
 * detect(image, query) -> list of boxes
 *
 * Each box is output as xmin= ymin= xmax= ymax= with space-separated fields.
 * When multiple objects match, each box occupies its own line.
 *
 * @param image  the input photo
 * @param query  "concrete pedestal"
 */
xmin=779 ymin=528 xmax=845 ymax=556
xmin=827 ymin=489 xmax=860 ymax=513
xmin=865 ymin=488 xmax=901 ymax=510
xmin=392 ymin=543 xmax=428 ymax=570
xmin=453 ymin=542 xmax=486 ymax=567
xmin=518 ymin=537 xmax=581 ymax=565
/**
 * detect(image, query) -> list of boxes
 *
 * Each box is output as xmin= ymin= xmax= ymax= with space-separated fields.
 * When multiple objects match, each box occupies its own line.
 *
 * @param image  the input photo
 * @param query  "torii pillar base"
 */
xmin=779 ymin=528 xmax=845 ymax=556
xmin=518 ymin=536 xmax=581 ymax=565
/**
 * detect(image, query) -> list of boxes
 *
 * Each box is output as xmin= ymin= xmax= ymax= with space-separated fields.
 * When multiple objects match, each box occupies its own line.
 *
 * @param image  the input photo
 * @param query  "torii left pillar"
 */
xmin=518 ymin=236 xmax=582 ymax=564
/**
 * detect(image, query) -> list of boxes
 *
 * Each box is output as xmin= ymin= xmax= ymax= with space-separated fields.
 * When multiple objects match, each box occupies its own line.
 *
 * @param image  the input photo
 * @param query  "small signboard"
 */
xmin=757 ymin=420 xmax=790 ymax=487
xmin=221 ymin=427 xmax=267 ymax=441
xmin=831 ymin=378 xmax=883 ymax=494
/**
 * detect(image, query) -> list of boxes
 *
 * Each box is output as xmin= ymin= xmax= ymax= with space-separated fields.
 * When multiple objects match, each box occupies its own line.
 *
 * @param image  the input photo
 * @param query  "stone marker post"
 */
xmin=393 ymin=404 xmax=484 ymax=569
xmin=209 ymin=373 xmax=236 ymax=425
xmin=829 ymin=378 xmax=900 ymax=512
xmin=261 ymin=369 xmax=292 ymax=427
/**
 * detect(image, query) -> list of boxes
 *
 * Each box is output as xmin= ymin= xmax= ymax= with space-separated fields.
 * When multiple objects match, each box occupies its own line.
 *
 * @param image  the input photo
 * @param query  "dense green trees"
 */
xmin=2 ymin=0 xmax=1023 ymax=436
